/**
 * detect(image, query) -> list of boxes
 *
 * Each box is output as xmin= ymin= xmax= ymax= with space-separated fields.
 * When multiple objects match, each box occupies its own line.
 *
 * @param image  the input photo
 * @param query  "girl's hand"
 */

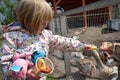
xmin=26 ymin=67 xmax=40 ymax=80
xmin=84 ymin=44 xmax=97 ymax=51
xmin=39 ymin=66 xmax=52 ymax=74
xmin=84 ymin=44 xmax=92 ymax=51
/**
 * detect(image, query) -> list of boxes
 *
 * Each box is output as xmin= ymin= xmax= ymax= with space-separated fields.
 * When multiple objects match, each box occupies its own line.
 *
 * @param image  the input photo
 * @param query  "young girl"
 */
xmin=0 ymin=0 xmax=92 ymax=80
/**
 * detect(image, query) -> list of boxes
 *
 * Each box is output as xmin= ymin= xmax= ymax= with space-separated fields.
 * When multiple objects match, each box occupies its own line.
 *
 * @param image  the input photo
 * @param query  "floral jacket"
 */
xmin=0 ymin=22 xmax=85 ymax=79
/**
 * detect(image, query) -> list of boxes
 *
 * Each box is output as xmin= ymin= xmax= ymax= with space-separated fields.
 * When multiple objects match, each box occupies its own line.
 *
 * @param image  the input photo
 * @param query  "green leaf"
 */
xmin=0 ymin=0 xmax=18 ymax=25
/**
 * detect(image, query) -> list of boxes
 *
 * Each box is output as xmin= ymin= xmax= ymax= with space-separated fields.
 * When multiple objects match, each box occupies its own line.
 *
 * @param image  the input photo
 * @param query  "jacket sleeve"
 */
xmin=46 ymin=30 xmax=85 ymax=52
xmin=0 ymin=33 xmax=16 ymax=64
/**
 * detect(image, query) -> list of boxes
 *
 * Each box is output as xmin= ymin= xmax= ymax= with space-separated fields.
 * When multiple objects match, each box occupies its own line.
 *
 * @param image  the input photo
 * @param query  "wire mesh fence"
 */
xmin=66 ymin=7 xmax=110 ymax=29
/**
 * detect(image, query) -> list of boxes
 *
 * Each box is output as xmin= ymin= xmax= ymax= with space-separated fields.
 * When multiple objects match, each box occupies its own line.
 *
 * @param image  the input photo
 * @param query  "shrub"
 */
xmin=0 ymin=0 xmax=18 ymax=25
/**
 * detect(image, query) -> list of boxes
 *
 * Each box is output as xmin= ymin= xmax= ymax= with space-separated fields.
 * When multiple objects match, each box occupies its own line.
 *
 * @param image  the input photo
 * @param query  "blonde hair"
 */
xmin=16 ymin=0 xmax=52 ymax=34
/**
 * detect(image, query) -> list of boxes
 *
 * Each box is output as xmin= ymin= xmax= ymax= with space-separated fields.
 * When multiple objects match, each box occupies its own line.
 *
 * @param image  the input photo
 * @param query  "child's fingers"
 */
xmin=27 ymin=68 xmax=40 ymax=80
xmin=84 ymin=44 xmax=92 ymax=50
xmin=84 ymin=44 xmax=97 ymax=51
xmin=27 ymin=72 xmax=40 ymax=80
xmin=38 ymin=66 xmax=52 ymax=73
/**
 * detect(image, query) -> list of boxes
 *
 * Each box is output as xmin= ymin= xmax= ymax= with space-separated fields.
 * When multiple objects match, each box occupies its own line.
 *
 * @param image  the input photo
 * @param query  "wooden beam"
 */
xmin=60 ymin=16 xmax=68 ymax=35
xmin=56 ymin=0 xmax=61 ymax=5
xmin=112 ymin=5 xmax=117 ymax=19
xmin=58 ymin=0 xmax=120 ymax=16
xmin=60 ymin=1 xmax=81 ymax=4
xmin=82 ymin=0 xmax=87 ymax=33
xmin=63 ymin=51 xmax=71 ymax=79
xmin=52 ymin=0 xmax=61 ymax=16
xmin=108 ymin=6 xmax=112 ymax=20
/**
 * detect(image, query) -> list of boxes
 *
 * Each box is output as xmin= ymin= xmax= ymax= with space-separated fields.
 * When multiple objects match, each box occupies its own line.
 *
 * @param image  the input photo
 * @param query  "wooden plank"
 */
xmin=108 ymin=6 xmax=113 ymax=20
xmin=55 ymin=17 xmax=62 ymax=35
xmin=58 ymin=0 xmax=120 ymax=16
xmin=53 ymin=0 xmax=57 ymax=16
xmin=59 ymin=16 xmax=68 ymax=36
xmin=63 ymin=51 xmax=72 ymax=80
xmin=49 ymin=19 xmax=56 ymax=34
xmin=56 ymin=0 xmax=61 ymax=5
xmin=52 ymin=0 xmax=61 ymax=16
xmin=82 ymin=0 xmax=87 ymax=33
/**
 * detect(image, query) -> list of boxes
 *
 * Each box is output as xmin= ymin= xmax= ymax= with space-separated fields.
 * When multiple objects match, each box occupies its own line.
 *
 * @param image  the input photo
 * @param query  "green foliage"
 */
xmin=0 ymin=71 xmax=1 ymax=80
xmin=0 ymin=0 xmax=18 ymax=25
xmin=0 ymin=6 xmax=4 ymax=13
xmin=0 ymin=73 xmax=57 ymax=80
xmin=0 ymin=35 xmax=1 ymax=78
xmin=47 ymin=75 xmax=57 ymax=80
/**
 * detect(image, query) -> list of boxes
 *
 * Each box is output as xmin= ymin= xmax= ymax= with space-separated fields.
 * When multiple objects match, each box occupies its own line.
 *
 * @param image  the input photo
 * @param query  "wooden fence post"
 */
xmin=55 ymin=17 xmax=61 ymax=35
xmin=49 ymin=18 xmax=56 ymax=34
xmin=82 ymin=0 xmax=87 ymax=33
xmin=63 ymin=51 xmax=72 ymax=80
xmin=59 ymin=16 xmax=68 ymax=36
xmin=59 ymin=16 xmax=72 ymax=79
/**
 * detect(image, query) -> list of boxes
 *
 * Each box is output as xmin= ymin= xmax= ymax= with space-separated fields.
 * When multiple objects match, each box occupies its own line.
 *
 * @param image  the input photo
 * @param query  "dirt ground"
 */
xmin=67 ymin=25 xmax=120 ymax=46
xmin=49 ymin=25 xmax=120 ymax=80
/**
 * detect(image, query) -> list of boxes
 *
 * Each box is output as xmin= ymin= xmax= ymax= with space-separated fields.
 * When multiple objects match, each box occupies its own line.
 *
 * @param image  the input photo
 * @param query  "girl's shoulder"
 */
xmin=1 ymin=22 xmax=30 ymax=42
xmin=1 ymin=22 xmax=21 ymax=33
xmin=42 ymin=29 xmax=53 ymax=36
xmin=43 ymin=29 xmax=51 ymax=33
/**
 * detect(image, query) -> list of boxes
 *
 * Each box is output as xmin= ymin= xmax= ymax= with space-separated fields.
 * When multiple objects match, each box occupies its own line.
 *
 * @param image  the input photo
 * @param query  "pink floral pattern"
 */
xmin=0 ymin=24 xmax=85 ymax=79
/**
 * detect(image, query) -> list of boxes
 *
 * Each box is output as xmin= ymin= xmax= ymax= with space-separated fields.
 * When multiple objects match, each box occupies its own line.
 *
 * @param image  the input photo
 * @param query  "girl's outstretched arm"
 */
xmin=46 ymin=30 xmax=92 ymax=52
